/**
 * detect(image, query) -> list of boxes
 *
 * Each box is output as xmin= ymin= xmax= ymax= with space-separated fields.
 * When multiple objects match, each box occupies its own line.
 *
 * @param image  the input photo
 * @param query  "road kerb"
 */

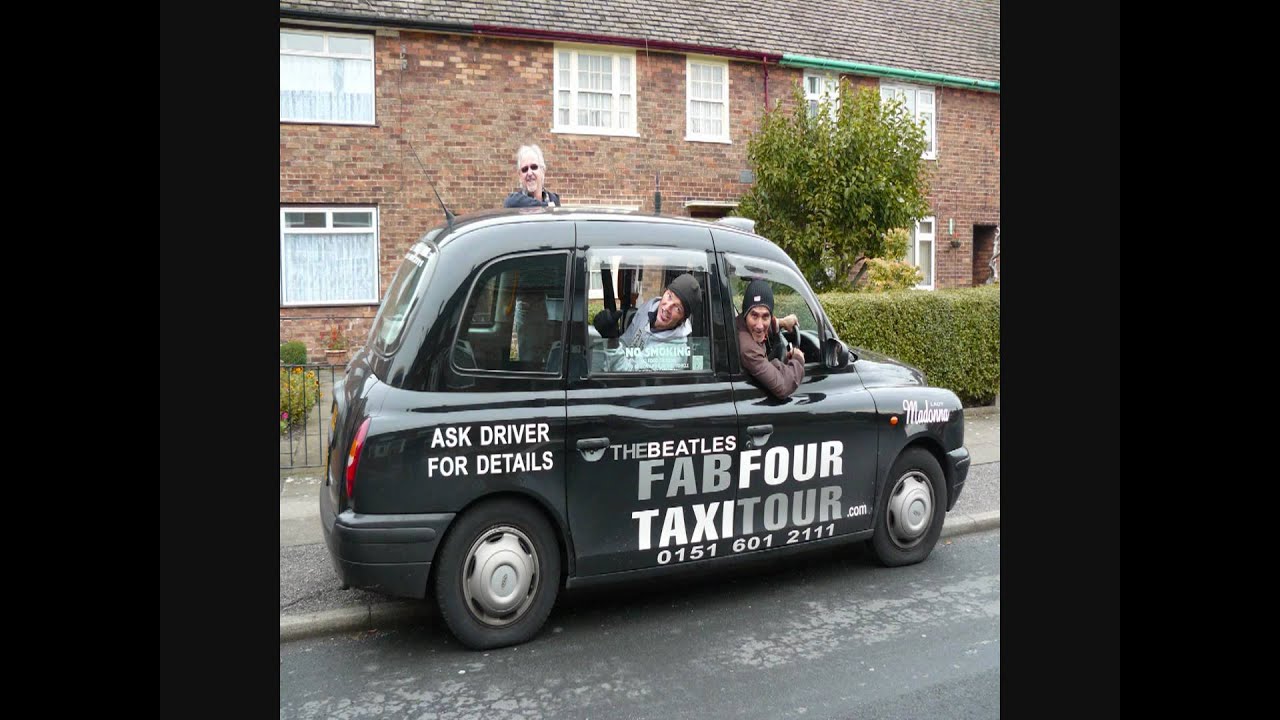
xmin=939 ymin=509 xmax=1000 ymax=539
xmin=280 ymin=602 xmax=427 ymax=643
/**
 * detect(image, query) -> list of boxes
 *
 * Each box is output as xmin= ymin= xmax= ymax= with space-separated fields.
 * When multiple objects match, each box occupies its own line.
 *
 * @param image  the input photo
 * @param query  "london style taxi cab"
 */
xmin=321 ymin=207 xmax=970 ymax=650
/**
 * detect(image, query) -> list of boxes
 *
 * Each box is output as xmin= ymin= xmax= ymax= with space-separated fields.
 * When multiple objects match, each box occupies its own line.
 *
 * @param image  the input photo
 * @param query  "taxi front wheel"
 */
xmin=868 ymin=448 xmax=947 ymax=567
xmin=434 ymin=498 xmax=561 ymax=650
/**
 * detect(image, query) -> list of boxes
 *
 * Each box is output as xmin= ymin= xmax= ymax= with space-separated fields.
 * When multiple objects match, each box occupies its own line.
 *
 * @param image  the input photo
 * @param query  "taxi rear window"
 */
xmin=369 ymin=239 xmax=439 ymax=354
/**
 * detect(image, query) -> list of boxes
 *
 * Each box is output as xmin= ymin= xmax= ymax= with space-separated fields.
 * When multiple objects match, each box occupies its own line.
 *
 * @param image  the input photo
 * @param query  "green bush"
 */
xmin=280 ymin=340 xmax=308 ymax=365
xmin=771 ymin=289 xmax=818 ymax=332
xmin=280 ymin=366 xmax=321 ymax=435
xmin=819 ymin=285 xmax=1000 ymax=406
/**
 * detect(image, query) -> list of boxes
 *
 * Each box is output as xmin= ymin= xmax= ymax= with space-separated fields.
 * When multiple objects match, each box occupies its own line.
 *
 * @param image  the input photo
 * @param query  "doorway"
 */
xmin=972 ymin=225 xmax=999 ymax=285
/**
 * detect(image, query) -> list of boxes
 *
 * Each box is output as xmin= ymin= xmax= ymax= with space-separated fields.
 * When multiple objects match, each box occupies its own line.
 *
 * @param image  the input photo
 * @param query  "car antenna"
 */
xmin=429 ymin=181 xmax=455 ymax=229
xmin=404 ymin=138 xmax=455 ymax=229
xmin=653 ymin=171 xmax=662 ymax=216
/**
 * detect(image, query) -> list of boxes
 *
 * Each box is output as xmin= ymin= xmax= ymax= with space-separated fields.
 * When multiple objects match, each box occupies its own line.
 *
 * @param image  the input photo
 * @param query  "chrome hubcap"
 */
xmin=461 ymin=525 xmax=539 ymax=627
xmin=886 ymin=471 xmax=934 ymax=549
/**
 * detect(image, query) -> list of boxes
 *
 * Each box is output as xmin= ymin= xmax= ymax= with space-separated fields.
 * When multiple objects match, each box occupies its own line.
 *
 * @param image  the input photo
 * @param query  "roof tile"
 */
xmin=280 ymin=0 xmax=999 ymax=83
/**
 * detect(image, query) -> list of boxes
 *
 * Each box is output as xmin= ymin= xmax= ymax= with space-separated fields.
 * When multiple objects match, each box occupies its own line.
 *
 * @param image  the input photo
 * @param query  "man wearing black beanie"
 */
xmin=737 ymin=278 xmax=804 ymax=398
xmin=608 ymin=273 xmax=703 ymax=371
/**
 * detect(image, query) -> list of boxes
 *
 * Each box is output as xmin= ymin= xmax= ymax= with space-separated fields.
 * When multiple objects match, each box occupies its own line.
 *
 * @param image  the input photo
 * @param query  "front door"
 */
xmin=721 ymin=252 xmax=881 ymax=548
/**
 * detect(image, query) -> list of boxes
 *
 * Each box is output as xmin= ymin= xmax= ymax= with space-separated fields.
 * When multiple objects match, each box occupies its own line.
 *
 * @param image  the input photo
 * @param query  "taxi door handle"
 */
xmin=746 ymin=424 xmax=774 ymax=448
xmin=577 ymin=437 xmax=610 ymax=451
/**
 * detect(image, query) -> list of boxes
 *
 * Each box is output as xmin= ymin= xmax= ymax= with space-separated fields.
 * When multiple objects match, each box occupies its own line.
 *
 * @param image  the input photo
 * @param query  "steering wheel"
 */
xmin=782 ymin=324 xmax=800 ymax=350
xmin=767 ymin=319 xmax=792 ymax=362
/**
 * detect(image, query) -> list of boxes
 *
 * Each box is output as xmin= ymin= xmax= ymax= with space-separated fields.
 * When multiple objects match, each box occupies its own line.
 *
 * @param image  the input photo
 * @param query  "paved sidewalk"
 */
xmin=280 ymin=405 xmax=1000 ymax=642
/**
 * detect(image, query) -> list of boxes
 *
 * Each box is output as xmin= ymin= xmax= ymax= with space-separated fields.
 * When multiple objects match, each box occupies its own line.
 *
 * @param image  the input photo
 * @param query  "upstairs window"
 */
xmin=686 ymin=58 xmax=730 ymax=142
xmin=804 ymin=71 xmax=839 ymax=120
xmin=880 ymin=81 xmax=936 ymax=159
xmin=554 ymin=47 xmax=637 ymax=136
xmin=280 ymin=29 xmax=375 ymax=125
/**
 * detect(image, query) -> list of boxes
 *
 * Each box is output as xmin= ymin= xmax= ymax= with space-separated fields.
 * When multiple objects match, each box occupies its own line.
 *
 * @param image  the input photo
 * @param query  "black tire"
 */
xmin=868 ymin=448 xmax=947 ymax=567
xmin=433 ymin=498 xmax=562 ymax=650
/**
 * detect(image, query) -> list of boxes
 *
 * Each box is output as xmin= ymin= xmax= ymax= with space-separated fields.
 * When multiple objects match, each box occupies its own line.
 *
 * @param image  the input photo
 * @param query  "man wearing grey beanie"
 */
xmin=736 ymin=278 xmax=804 ymax=398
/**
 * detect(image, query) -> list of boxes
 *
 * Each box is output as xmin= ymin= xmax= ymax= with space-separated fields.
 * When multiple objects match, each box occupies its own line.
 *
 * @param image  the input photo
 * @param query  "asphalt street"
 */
xmin=281 ymin=528 xmax=1002 ymax=719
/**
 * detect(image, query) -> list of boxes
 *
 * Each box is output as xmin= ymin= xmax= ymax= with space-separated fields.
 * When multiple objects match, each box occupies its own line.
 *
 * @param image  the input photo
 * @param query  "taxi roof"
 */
xmin=425 ymin=205 xmax=774 ymax=254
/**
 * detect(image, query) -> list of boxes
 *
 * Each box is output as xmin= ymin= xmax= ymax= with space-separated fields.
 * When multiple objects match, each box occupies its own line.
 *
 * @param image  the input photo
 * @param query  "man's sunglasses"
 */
xmin=520 ymin=164 xmax=540 ymax=174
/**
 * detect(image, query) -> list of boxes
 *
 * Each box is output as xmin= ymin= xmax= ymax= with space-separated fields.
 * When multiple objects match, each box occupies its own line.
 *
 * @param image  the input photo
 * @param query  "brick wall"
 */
xmin=280 ymin=29 xmax=998 ymax=350
xmin=925 ymin=86 xmax=1001 ymax=289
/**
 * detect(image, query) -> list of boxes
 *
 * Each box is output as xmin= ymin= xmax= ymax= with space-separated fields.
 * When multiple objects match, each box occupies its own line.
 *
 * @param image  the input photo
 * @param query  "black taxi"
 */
xmin=321 ymin=207 xmax=970 ymax=650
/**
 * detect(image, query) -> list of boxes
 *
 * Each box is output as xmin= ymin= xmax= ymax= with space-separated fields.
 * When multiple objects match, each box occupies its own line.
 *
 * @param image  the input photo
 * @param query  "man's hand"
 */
xmin=777 ymin=314 xmax=799 ymax=332
xmin=592 ymin=309 xmax=623 ymax=338
xmin=786 ymin=347 xmax=805 ymax=364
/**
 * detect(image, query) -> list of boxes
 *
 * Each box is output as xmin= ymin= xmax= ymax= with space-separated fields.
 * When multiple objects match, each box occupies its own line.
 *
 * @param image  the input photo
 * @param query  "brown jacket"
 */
xmin=735 ymin=313 xmax=804 ymax=398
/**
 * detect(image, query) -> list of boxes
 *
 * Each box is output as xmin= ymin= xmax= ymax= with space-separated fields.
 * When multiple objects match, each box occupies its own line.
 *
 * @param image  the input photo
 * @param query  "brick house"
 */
xmin=279 ymin=0 xmax=999 ymax=359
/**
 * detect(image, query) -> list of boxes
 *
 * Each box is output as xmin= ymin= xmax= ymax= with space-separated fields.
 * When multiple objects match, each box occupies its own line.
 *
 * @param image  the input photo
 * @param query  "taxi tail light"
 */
xmin=345 ymin=418 xmax=371 ymax=500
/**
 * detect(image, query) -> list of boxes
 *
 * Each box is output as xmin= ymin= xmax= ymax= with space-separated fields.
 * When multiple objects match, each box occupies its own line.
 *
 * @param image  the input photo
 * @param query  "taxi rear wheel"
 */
xmin=434 ymin=498 xmax=561 ymax=650
xmin=868 ymin=448 xmax=946 ymax=567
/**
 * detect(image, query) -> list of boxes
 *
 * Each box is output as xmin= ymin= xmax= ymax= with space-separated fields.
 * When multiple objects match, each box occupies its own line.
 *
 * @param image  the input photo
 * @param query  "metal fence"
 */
xmin=280 ymin=363 xmax=344 ymax=470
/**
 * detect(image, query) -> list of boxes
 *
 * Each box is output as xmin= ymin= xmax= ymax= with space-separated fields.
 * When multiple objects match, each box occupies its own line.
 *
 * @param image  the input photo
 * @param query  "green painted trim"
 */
xmin=781 ymin=54 xmax=999 ymax=93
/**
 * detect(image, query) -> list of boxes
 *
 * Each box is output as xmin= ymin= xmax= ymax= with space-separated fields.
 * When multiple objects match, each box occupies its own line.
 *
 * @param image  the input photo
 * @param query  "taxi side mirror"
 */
xmin=823 ymin=337 xmax=853 ymax=368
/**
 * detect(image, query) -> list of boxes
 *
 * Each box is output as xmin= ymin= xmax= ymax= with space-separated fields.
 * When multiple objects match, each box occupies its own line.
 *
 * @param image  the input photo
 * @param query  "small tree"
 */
xmin=737 ymin=81 xmax=931 ymax=291
xmin=854 ymin=227 xmax=921 ymax=292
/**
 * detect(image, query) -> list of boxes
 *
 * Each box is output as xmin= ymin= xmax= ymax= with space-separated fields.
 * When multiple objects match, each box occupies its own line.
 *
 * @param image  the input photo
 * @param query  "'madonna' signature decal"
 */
xmin=902 ymin=399 xmax=951 ymax=425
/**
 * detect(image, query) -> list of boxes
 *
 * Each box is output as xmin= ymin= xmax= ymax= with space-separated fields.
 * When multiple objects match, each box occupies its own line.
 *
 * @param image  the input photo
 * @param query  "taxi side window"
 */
xmin=585 ymin=249 xmax=712 ymax=375
xmin=455 ymin=252 xmax=568 ymax=374
xmin=726 ymin=256 xmax=819 ymax=336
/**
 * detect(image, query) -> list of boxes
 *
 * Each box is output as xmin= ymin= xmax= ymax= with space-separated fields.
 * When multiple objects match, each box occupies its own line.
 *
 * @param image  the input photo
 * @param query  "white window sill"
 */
xmin=552 ymin=127 xmax=640 ymax=138
xmin=922 ymin=152 xmax=937 ymax=161
xmin=685 ymin=135 xmax=732 ymax=144
xmin=281 ymin=119 xmax=377 ymax=127
xmin=683 ymin=200 xmax=739 ymax=209
xmin=562 ymin=203 xmax=641 ymax=212
xmin=280 ymin=300 xmax=380 ymax=308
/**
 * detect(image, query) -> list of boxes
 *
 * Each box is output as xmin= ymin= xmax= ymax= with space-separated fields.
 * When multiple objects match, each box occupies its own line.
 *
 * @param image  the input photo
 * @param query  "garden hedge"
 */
xmin=818 ymin=285 xmax=999 ymax=406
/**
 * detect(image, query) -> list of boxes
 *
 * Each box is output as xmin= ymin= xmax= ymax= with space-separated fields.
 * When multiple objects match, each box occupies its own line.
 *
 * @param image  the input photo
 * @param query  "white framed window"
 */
xmin=280 ymin=207 xmax=380 ymax=306
xmin=880 ymin=82 xmax=936 ymax=159
xmin=553 ymin=46 xmax=638 ymax=136
xmin=280 ymin=28 xmax=375 ymax=125
xmin=686 ymin=57 xmax=730 ymax=143
xmin=587 ymin=256 xmax=620 ymax=301
xmin=804 ymin=70 xmax=839 ymax=120
xmin=906 ymin=217 xmax=936 ymax=290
